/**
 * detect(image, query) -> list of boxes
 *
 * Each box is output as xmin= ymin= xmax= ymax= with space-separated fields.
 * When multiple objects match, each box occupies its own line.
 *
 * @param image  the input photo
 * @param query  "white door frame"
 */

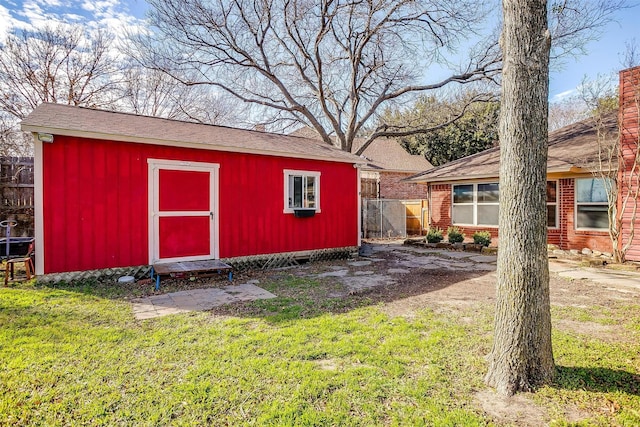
xmin=148 ymin=159 xmax=220 ymax=264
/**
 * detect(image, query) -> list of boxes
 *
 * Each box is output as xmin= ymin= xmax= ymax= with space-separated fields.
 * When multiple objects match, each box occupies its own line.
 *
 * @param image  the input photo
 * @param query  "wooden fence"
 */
xmin=1 ymin=157 xmax=34 ymax=237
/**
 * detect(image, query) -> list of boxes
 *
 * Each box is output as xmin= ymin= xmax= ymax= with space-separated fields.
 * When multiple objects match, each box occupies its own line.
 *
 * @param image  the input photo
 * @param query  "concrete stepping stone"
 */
xmin=472 ymin=264 xmax=497 ymax=271
xmin=342 ymin=274 xmax=396 ymax=292
xmin=348 ymin=260 xmax=372 ymax=267
xmin=388 ymin=268 xmax=410 ymax=274
xmin=370 ymin=245 xmax=396 ymax=252
xmin=442 ymin=252 xmax=477 ymax=259
xmin=317 ymin=269 xmax=349 ymax=278
xmin=132 ymin=283 xmax=276 ymax=319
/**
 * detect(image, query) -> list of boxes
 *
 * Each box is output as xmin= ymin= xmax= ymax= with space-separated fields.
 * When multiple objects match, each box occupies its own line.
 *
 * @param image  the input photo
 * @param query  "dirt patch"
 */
xmin=554 ymin=319 xmax=623 ymax=343
xmin=475 ymin=390 xmax=550 ymax=427
xmin=204 ymin=244 xmax=640 ymax=321
xmin=475 ymin=389 xmax=591 ymax=427
xmin=210 ymin=264 xmax=486 ymax=319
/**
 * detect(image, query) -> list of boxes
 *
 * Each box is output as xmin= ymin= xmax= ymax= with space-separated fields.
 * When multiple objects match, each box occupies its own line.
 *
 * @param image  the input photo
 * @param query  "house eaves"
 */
xmin=406 ymin=113 xmax=618 ymax=184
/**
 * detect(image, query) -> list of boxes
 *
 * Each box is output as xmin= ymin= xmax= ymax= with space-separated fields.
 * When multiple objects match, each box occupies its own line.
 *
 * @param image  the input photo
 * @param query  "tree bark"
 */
xmin=485 ymin=0 xmax=554 ymax=396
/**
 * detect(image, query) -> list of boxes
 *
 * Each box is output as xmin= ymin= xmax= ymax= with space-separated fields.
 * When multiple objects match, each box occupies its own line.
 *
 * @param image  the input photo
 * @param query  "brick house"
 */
xmin=291 ymin=128 xmax=432 ymax=199
xmin=353 ymin=138 xmax=433 ymax=199
xmin=407 ymin=66 xmax=640 ymax=261
xmin=407 ymin=113 xmax=621 ymax=256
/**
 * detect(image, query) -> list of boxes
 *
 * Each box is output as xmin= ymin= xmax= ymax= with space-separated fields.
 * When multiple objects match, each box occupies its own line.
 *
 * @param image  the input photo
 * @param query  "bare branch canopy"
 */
xmin=133 ymin=0 xmax=625 ymax=154
xmin=136 ymin=0 xmax=501 ymax=152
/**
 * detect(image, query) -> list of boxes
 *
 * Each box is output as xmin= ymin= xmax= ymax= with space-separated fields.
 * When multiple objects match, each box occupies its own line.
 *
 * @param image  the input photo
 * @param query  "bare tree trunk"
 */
xmin=485 ymin=0 xmax=554 ymax=396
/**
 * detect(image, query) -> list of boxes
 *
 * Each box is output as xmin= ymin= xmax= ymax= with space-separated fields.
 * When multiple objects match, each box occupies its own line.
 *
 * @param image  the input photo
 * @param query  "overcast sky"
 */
xmin=1 ymin=0 xmax=639 ymax=102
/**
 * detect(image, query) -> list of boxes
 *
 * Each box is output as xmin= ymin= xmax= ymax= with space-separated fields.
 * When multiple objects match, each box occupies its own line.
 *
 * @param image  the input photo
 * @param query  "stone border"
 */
xmin=403 ymin=238 xmax=639 ymax=271
xmin=404 ymin=238 xmax=497 ymax=255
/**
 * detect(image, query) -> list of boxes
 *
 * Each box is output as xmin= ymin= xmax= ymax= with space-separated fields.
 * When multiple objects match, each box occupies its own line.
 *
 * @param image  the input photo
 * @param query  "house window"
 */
xmin=452 ymin=181 xmax=558 ymax=228
xmin=547 ymin=181 xmax=558 ymax=228
xmin=284 ymin=170 xmax=320 ymax=213
xmin=576 ymin=178 xmax=611 ymax=230
xmin=452 ymin=183 xmax=499 ymax=226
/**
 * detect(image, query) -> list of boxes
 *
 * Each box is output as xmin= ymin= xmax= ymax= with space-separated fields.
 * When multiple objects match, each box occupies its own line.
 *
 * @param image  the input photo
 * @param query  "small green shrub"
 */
xmin=447 ymin=226 xmax=465 ymax=244
xmin=472 ymin=230 xmax=492 ymax=247
xmin=426 ymin=227 xmax=444 ymax=243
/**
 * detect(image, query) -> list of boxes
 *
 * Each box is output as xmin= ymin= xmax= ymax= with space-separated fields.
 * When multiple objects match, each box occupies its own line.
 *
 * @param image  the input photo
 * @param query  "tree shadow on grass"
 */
xmin=208 ymin=268 xmax=494 ymax=321
xmin=553 ymin=365 xmax=640 ymax=396
xmin=35 ymin=273 xmax=235 ymax=300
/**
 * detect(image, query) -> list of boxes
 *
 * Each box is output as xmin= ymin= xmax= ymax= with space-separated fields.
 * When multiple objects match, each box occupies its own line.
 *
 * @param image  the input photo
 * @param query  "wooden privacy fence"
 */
xmin=1 ymin=157 xmax=34 ymax=237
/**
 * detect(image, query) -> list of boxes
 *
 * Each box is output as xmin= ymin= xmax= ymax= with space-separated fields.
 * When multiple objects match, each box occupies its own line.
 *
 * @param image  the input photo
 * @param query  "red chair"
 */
xmin=4 ymin=241 xmax=35 ymax=286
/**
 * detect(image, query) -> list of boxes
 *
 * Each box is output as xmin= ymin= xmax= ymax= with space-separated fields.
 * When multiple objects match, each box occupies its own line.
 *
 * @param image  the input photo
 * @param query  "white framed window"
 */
xmin=452 ymin=182 xmax=499 ymax=226
xmin=547 ymin=181 xmax=558 ymax=229
xmin=575 ymin=178 xmax=611 ymax=230
xmin=284 ymin=170 xmax=321 ymax=213
xmin=452 ymin=181 xmax=559 ymax=228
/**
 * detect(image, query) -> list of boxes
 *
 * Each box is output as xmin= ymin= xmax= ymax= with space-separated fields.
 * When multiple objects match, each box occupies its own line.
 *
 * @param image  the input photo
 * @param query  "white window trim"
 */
xmin=547 ymin=180 xmax=559 ymax=229
xmin=283 ymin=169 xmax=321 ymax=213
xmin=574 ymin=178 xmax=611 ymax=231
xmin=451 ymin=183 xmax=499 ymax=227
xmin=451 ymin=181 xmax=559 ymax=229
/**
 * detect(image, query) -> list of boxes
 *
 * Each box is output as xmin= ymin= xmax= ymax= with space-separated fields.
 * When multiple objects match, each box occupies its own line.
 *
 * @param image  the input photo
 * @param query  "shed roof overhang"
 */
xmin=21 ymin=103 xmax=367 ymax=166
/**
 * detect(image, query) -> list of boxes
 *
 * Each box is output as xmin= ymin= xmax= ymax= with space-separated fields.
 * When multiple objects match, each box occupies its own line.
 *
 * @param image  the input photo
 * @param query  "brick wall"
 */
xmin=619 ymin=66 xmax=640 ymax=261
xmin=429 ymin=184 xmax=499 ymax=245
xmin=429 ymin=184 xmax=451 ymax=229
xmin=379 ymin=171 xmax=427 ymax=199
xmin=558 ymin=178 xmax=611 ymax=253
xmin=428 ymin=179 xmax=612 ymax=251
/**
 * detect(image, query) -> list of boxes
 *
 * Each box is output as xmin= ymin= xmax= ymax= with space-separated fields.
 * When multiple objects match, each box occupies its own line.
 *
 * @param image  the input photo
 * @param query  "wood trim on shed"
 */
xmin=33 ymin=135 xmax=44 ymax=275
xmin=147 ymin=159 xmax=220 ymax=265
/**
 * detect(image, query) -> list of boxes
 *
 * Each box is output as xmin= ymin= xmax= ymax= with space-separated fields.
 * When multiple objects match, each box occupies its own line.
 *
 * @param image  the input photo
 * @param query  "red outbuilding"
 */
xmin=21 ymin=104 xmax=364 ymax=276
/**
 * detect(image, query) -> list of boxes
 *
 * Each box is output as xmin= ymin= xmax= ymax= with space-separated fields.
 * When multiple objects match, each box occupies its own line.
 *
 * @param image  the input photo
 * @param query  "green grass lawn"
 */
xmin=1 ymin=276 xmax=639 ymax=426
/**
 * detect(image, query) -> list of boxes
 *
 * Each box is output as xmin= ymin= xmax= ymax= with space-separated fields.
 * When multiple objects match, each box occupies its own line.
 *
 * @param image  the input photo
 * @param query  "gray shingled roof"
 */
xmin=353 ymin=138 xmax=433 ymax=172
xmin=290 ymin=127 xmax=433 ymax=172
xmin=21 ymin=103 xmax=366 ymax=164
xmin=407 ymin=114 xmax=618 ymax=183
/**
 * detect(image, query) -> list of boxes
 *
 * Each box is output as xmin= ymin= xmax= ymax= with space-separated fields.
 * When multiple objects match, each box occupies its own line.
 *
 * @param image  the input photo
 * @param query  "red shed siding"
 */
xmin=41 ymin=135 xmax=359 ymax=274
xmin=379 ymin=171 xmax=427 ymax=199
xmin=619 ymin=67 xmax=640 ymax=261
xmin=428 ymin=179 xmax=611 ymax=252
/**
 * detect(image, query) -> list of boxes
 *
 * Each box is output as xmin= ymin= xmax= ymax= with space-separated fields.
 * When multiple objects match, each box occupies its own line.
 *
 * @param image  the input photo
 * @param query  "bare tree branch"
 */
xmin=0 ymin=25 xmax=118 ymax=121
xmin=131 ymin=0 xmax=626 ymax=153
